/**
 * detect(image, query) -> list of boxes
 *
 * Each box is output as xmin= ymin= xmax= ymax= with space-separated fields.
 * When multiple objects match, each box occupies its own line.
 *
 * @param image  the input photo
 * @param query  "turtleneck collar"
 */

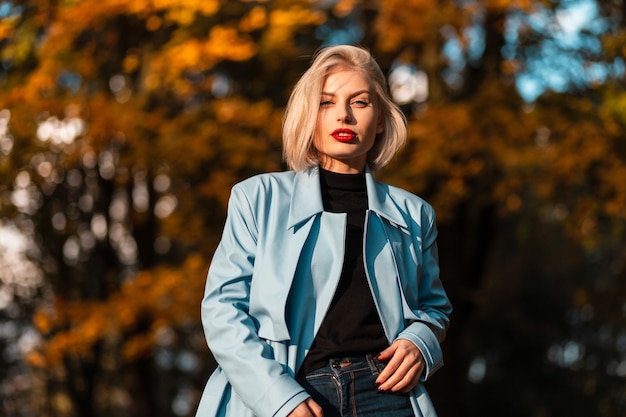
xmin=319 ymin=167 xmax=366 ymax=192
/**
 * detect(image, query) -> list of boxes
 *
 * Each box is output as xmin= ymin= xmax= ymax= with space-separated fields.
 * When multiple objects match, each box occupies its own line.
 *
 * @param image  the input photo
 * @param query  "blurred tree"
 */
xmin=0 ymin=0 xmax=624 ymax=416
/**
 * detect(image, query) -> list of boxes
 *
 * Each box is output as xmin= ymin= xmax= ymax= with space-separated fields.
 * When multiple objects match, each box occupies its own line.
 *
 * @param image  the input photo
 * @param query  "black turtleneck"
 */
xmin=298 ymin=168 xmax=388 ymax=375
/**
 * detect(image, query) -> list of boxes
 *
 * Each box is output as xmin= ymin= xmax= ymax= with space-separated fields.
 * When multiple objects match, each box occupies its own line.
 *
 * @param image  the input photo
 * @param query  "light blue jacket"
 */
xmin=196 ymin=167 xmax=452 ymax=417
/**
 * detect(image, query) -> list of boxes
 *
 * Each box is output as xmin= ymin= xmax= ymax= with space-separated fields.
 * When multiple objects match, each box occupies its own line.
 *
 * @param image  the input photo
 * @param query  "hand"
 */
xmin=374 ymin=339 xmax=425 ymax=393
xmin=287 ymin=398 xmax=323 ymax=417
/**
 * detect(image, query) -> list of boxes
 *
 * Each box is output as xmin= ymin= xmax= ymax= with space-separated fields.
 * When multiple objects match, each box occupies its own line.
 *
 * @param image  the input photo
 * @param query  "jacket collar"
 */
xmin=288 ymin=166 xmax=409 ymax=230
xmin=287 ymin=167 xmax=324 ymax=229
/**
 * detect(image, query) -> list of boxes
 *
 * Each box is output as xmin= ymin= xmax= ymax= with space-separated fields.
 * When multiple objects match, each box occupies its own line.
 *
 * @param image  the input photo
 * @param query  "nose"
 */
xmin=337 ymin=105 xmax=351 ymax=123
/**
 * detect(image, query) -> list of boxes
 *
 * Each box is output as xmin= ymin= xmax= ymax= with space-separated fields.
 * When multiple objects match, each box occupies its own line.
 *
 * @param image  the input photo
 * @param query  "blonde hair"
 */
xmin=282 ymin=45 xmax=407 ymax=172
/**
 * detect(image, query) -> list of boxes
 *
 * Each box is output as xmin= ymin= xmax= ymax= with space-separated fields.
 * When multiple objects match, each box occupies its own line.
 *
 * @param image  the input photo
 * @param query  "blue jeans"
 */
xmin=296 ymin=355 xmax=414 ymax=417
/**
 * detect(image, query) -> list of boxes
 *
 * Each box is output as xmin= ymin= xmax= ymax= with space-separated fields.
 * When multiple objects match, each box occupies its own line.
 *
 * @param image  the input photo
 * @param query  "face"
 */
xmin=312 ymin=69 xmax=384 ymax=173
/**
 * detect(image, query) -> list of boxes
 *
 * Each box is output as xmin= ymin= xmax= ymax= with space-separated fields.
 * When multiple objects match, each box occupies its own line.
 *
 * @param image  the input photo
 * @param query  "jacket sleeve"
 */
xmin=396 ymin=208 xmax=452 ymax=381
xmin=201 ymin=183 xmax=309 ymax=417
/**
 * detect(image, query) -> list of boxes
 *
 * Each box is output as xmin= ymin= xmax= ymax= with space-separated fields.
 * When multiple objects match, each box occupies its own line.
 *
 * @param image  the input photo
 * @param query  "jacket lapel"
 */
xmin=251 ymin=169 xmax=324 ymax=342
xmin=364 ymin=167 xmax=408 ymax=228
xmin=288 ymin=167 xmax=324 ymax=230
xmin=364 ymin=168 xmax=407 ymax=341
xmin=285 ymin=168 xmax=346 ymax=353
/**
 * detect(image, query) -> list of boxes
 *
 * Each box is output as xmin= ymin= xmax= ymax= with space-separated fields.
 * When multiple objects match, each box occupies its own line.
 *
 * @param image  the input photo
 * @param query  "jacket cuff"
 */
xmin=250 ymin=373 xmax=309 ymax=417
xmin=272 ymin=391 xmax=312 ymax=417
xmin=397 ymin=322 xmax=443 ymax=380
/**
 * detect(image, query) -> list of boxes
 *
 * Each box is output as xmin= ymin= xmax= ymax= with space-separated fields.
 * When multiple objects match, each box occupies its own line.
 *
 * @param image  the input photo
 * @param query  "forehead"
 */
xmin=322 ymin=68 xmax=372 ymax=93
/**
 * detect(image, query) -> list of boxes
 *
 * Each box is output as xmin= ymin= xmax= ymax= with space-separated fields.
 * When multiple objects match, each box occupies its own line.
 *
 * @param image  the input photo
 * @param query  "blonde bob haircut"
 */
xmin=282 ymin=45 xmax=407 ymax=172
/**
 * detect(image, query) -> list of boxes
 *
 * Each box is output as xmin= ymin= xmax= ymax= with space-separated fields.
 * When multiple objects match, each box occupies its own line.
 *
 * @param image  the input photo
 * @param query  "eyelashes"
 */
xmin=319 ymin=99 xmax=371 ymax=108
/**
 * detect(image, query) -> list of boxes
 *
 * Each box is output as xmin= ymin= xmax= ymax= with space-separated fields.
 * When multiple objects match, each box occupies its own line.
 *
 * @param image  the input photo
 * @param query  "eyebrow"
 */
xmin=321 ymin=89 xmax=371 ymax=97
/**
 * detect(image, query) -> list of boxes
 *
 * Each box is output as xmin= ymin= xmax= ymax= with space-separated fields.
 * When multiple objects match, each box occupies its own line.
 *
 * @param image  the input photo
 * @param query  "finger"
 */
xmin=392 ymin=375 xmax=420 ymax=394
xmin=387 ymin=362 xmax=422 ymax=393
xmin=378 ymin=359 xmax=411 ymax=391
xmin=391 ymin=354 xmax=427 ymax=392
xmin=375 ymin=344 xmax=395 ymax=361
xmin=306 ymin=398 xmax=324 ymax=417
xmin=289 ymin=400 xmax=316 ymax=417
xmin=375 ymin=355 xmax=401 ymax=386
xmin=377 ymin=350 xmax=425 ymax=391
xmin=374 ymin=343 xmax=402 ymax=385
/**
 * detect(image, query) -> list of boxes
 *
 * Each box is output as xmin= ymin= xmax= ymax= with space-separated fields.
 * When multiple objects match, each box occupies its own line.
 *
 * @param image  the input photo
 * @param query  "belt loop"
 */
xmin=365 ymin=354 xmax=379 ymax=373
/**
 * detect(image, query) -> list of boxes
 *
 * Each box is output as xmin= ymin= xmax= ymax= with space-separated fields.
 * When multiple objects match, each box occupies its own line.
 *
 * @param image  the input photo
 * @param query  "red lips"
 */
xmin=331 ymin=128 xmax=356 ymax=143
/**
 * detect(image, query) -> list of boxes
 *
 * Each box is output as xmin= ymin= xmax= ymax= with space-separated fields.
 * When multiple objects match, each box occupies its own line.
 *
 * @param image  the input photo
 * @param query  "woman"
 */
xmin=195 ymin=45 xmax=452 ymax=417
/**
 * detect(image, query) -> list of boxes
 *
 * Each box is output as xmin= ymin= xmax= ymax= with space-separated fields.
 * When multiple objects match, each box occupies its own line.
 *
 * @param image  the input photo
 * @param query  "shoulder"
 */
xmin=228 ymin=171 xmax=296 ymax=213
xmin=232 ymin=171 xmax=296 ymax=195
xmin=373 ymin=179 xmax=436 ymax=227
xmin=380 ymin=180 xmax=434 ymax=210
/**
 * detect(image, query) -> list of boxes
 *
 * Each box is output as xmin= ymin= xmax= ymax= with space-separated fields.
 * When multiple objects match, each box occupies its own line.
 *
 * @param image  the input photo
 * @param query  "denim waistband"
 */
xmin=301 ymin=354 xmax=385 ymax=377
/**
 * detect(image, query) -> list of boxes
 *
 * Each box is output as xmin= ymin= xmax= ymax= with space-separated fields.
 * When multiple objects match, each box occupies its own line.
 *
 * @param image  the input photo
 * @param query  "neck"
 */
xmin=318 ymin=159 xmax=366 ymax=174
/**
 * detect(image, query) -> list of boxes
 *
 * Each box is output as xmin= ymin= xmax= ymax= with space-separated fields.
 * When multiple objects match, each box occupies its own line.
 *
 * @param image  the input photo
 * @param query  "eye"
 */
xmin=351 ymin=99 xmax=370 ymax=107
xmin=320 ymin=100 xmax=334 ymax=107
